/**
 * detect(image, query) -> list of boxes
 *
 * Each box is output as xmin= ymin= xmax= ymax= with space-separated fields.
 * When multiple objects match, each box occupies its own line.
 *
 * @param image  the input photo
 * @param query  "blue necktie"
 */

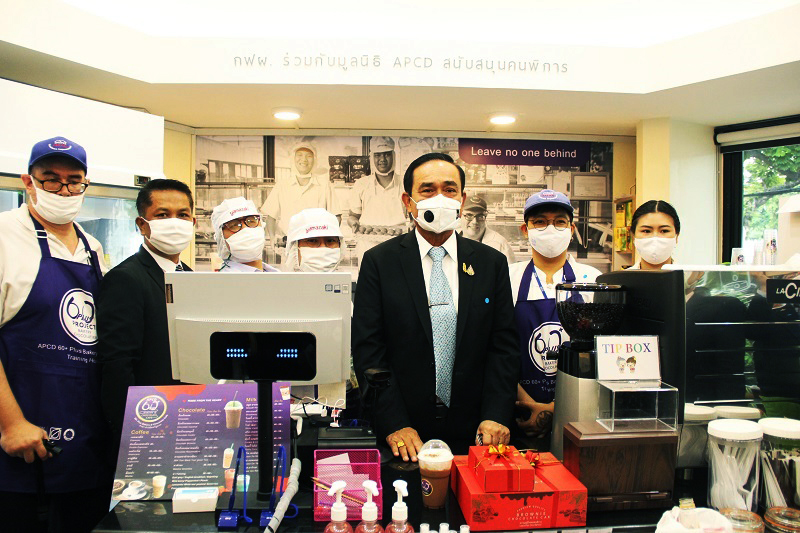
xmin=428 ymin=246 xmax=457 ymax=407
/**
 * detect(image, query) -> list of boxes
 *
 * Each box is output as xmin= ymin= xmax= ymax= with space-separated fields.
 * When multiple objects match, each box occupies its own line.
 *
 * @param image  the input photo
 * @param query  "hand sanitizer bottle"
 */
xmin=324 ymin=481 xmax=353 ymax=533
xmin=385 ymin=480 xmax=414 ymax=533
xmin=355 ymin=480 xmax=384 ymax=533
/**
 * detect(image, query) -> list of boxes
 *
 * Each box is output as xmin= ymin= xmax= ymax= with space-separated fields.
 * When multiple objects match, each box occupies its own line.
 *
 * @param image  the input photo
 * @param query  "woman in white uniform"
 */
xmin=212 ymin=197 xmax=278 ymax=272
xmin=284 ymin=208 xmax=344 ymax=273
xmin=629 ymin=200 xmax=681 ymax=270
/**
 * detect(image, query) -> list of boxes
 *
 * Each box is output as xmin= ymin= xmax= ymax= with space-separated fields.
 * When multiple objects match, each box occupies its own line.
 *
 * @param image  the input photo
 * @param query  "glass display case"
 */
xmin=597 ymin=379 xmax=679 ymax=432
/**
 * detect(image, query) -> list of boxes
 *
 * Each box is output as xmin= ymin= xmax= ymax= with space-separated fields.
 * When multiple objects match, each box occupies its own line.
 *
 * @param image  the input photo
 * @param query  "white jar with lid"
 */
xmin=715 ymin=406 xmax=762 ymax=420
xmin=678 ymin=404 xmax=718 ymax=468
xmin=707 ymin=418 xmax=763 ymax=512
xmin=758 ymin=417 xmax=800 ymax=509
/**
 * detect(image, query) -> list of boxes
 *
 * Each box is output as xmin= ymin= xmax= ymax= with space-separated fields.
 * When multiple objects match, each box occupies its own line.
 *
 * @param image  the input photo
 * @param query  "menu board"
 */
xmin=112 ymin=383 xmax=289 ymax=501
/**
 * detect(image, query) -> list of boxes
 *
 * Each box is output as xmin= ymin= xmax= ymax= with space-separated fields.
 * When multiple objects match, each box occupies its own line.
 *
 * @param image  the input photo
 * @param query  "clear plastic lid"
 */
xmin=418 ymin=440 xmax=454 ymax=467
xmin=720 ymin=509 xmax=765 ymax=533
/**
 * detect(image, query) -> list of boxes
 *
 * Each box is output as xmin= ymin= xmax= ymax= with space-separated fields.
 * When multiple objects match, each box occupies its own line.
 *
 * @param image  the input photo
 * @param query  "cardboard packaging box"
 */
xmin=451 ymin=454 xmax=587 ymax=531
xmin=466 ymin=445 xmax=535 ymax=493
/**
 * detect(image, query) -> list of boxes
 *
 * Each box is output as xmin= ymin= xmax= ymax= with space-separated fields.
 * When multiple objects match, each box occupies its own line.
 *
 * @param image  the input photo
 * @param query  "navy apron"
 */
xmin=0 ymin=214 xmax=108 ymax=493
xmin=514 ymin=260 xmax=576 ymax=404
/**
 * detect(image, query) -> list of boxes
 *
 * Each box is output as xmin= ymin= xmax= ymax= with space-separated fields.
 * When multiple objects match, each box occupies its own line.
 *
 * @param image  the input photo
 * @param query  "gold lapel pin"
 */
xmin=463 ymin=263 xmax=474 ymax=276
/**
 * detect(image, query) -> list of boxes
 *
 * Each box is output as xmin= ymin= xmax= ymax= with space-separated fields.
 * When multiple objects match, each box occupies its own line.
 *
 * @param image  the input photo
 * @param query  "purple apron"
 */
xmin=514 ymin=260 xmax=576 ymax=404
xmin=0 ymin=214 xmax=109 ymax=493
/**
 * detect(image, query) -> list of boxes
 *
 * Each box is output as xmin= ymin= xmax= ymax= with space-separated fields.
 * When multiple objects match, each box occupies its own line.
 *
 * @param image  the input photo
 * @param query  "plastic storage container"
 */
xmin=678 ymin=404 xmax=718 ymax=468
xmin=764 ymin=507 xmax=800 ymax=533
xmin=720 ymin=508 xmax=765 ymax=532
xmin=314 ymin=449 xmax=382 ymax=521
xmin=596 ymin=380 xmax=678 ymax=432
xmin=707 ymin=419 xmax=763 ymax=512
xmin=759 ymin=418 xmax=800 ymax=510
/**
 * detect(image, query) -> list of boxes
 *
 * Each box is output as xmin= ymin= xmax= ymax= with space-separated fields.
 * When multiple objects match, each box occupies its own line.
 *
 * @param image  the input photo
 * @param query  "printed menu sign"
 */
xmin=113 ymin=383 xmax=289 ymax=501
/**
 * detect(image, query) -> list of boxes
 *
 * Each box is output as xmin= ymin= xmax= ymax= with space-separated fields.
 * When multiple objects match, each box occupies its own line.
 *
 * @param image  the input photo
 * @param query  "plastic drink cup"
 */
xmin=225 ymin=401 xmax=243 ymax=429
xmin=152 ymin=475 xmax=167 ymax=498
xmin=224 ymin=469 xmax=235 ymax=492
xmin=236 ymin=474 xmax=251 ymax=492
xmin=418 ymin=440 xmax=454 ymax=509
xmin=222 ymin=447 xmax=234 ymax=468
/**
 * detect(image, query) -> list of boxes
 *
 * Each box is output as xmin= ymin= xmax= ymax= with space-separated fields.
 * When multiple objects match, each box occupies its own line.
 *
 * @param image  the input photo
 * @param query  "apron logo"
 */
xmin=59 ymin=289 xmax=97 ymax=345
xmin=528 ymin=321 xmax=568 ymax=376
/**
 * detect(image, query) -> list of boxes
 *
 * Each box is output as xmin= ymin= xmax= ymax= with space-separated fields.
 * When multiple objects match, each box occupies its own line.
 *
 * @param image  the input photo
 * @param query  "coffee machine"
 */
xmin=550 ymin=282 xmax=626 ymax=458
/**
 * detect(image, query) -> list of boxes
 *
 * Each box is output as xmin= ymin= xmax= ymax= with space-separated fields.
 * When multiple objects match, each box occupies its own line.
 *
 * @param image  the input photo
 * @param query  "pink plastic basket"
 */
xmin=313 ymin=448 xmax=382 ymax=521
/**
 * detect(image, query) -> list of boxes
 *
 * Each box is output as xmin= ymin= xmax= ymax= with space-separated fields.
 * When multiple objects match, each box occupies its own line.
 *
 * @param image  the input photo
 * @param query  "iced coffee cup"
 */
xmin=152 ymin=475 xmax=167 ymax=498
xmin=225 ymin=400 xmax=243 ymax=429
xmin=222 ymin=446 xmax=234 ymax=468
xmin=224 ymin=469 xmax=235 ymax=492
xmin=417 ymin=439 xmax=454 ymax=509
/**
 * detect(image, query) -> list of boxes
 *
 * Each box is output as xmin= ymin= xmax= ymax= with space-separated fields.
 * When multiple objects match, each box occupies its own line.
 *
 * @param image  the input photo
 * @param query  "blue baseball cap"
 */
xmin=28 ymin=136 xmax=87 ymax=173
xmin=523 ymin=189 xmax=574 ymax=220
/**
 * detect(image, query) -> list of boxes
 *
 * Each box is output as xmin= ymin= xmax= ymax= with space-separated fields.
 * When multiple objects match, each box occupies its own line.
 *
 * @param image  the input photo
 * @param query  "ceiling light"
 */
xmin=273 ymin=108 xmax=302 ymax=121
xmin=489 ymin=114 xmax=516 ymax=125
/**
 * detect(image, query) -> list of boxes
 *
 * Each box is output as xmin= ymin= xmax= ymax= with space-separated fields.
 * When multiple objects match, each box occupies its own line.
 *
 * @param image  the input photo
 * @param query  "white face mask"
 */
xmin=226 ymin=226 xmax=265 ymax=263
xmin=412 ymin=194 xmax=461 ymax=234
xmin=144 ymin=218 xmax=194 ymax=256
xmin=299 ymin=247 xmax=341 ymax=273
xmin=634 ymin=236 xmax=676 ymax=265
xmin=32 ymin=189 xmax=84 ymax=225
xmin=528 ymin=225 xmax=572 ymax=258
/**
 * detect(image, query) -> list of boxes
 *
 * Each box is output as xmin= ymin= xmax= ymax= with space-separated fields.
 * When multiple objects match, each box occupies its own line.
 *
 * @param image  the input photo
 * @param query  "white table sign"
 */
xmin=595 ymin=335 xmax=660 ymax=381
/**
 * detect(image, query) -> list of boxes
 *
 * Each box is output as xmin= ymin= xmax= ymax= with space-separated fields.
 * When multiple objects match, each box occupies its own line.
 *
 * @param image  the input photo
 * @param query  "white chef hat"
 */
xmin=284 ymin=208 xmax=343 ymax=271
xmin=211 ymin=197 xmax=261 ymax=259
xmin=370 ymin=136 xmax=395 ymax=154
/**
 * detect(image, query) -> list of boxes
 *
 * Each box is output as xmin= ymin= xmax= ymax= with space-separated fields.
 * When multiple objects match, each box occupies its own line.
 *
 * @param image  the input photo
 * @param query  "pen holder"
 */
xmin=313 ymin=448 xmax=382 ymax=521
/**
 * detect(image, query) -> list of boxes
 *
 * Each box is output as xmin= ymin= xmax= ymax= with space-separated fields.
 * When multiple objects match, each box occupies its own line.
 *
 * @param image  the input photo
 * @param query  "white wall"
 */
xmin=0 ymin=79 xmax=164 ymax=186
xmin=668 ymin=121 xmax=717 ymax=264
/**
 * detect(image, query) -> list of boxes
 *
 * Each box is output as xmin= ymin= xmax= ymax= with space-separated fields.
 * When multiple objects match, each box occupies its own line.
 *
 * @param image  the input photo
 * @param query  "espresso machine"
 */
xmin=550 ymin=282 xmax=627 ymax=458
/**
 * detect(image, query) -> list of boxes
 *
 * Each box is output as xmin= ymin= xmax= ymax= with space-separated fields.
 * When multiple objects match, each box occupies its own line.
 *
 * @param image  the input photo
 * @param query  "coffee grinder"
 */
xmin=550 ymin=282 xmax=626 ymax=458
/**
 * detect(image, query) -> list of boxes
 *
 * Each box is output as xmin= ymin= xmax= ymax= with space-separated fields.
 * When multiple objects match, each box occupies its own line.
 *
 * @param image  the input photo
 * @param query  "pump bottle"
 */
xmin=355 ymin=480 xmax=384 ymax=533
xmin=385 ymin=480 xmax=414 ymax=533
xmin=324 ymin=481 xmax=353 ymax=533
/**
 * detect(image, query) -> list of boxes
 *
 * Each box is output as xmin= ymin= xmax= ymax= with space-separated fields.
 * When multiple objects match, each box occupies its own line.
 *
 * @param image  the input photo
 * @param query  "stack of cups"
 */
xmin=418 ymin=440 xmax=454 ymax=510
xmin=707 ymin=419 xmax=763 ymax=512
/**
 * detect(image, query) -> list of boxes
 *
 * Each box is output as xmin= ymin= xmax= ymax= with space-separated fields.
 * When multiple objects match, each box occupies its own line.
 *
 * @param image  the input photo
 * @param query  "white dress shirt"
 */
xmin=415 ymin=230 xmax=459 ymax=313
xmin=0 ymin=205 xmax=106 ymax=327
xmin=143 ymin=244 xmax=182 ymax=273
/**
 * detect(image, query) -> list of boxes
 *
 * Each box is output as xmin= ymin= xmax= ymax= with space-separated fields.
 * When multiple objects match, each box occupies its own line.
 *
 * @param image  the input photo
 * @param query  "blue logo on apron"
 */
xmin=59 ymin=288 xmax=97 ymax=345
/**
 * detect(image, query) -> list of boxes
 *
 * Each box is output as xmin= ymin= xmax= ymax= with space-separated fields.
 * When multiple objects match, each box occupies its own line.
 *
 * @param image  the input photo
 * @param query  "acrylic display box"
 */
xmin=597 ymin=379 xmax=678 ymax=432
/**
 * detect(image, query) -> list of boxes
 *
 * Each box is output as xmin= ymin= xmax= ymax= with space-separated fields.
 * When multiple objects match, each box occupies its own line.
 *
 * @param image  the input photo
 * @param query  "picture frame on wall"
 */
xmin=571 ymin=172 xmax=610 ymax=200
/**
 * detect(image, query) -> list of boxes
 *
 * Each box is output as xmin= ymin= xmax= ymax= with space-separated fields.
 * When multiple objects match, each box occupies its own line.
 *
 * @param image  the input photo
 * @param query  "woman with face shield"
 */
xmin=211 ymin=197 xmax=278 ymax=272
xmin=508 ymin=190 xmax=601 ymax=439
xmin=628 ymin=200 xmax=681 ymax=270
xmin=284 ymin=208 xmax=344 ymax=273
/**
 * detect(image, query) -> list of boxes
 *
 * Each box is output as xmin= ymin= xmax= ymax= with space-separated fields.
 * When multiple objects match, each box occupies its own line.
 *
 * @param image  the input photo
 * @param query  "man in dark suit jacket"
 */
xmin=98 ymin=179 xmax=194 ymax=436
xmin=353 ymin=153 xmax=519 ymax=461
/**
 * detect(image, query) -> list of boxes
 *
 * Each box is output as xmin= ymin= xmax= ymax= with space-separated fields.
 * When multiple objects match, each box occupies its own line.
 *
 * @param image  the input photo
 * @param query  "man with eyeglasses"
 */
xmin=509 ymin=190 xmax=600 ymax=439
xmin=0 ymin=137 xmax=112 ymax=531
xmin=459 ymin=195 xmax=515 ymax=264
xmin=211 ymin=197 xmax=278 ymax=272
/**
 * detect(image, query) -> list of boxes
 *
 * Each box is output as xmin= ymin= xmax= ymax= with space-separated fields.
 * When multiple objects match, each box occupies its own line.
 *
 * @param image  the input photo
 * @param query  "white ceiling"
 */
xmin=1 ymin=1 xmax=799 ymax=136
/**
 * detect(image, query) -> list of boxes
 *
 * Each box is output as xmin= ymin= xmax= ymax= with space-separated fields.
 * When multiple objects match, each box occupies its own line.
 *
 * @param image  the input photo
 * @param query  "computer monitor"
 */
xmin=165 ymin=272 xmax=351 ymax=386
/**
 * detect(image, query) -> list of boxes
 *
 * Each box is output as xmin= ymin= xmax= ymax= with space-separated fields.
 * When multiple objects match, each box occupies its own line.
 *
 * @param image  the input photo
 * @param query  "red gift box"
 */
xmin=451 ymin=454 xmax=587 ymax=531
xmin=467 ymin=445 xmax=535 ymax=492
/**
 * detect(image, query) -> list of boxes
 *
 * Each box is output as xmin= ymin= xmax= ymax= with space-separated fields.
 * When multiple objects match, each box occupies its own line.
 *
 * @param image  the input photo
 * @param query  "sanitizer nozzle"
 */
xmin=328 ymin=480 xmax=348 ymax=522
xmin=361 ymin=480 xmax=379 ymax=521
xmin=391 ymin=479 xmax=408 ymax=521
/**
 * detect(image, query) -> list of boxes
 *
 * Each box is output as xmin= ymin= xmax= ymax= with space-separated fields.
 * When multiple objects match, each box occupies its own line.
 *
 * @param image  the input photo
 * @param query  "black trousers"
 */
xmin=0 ymin=487 xmax=110 ymax=533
